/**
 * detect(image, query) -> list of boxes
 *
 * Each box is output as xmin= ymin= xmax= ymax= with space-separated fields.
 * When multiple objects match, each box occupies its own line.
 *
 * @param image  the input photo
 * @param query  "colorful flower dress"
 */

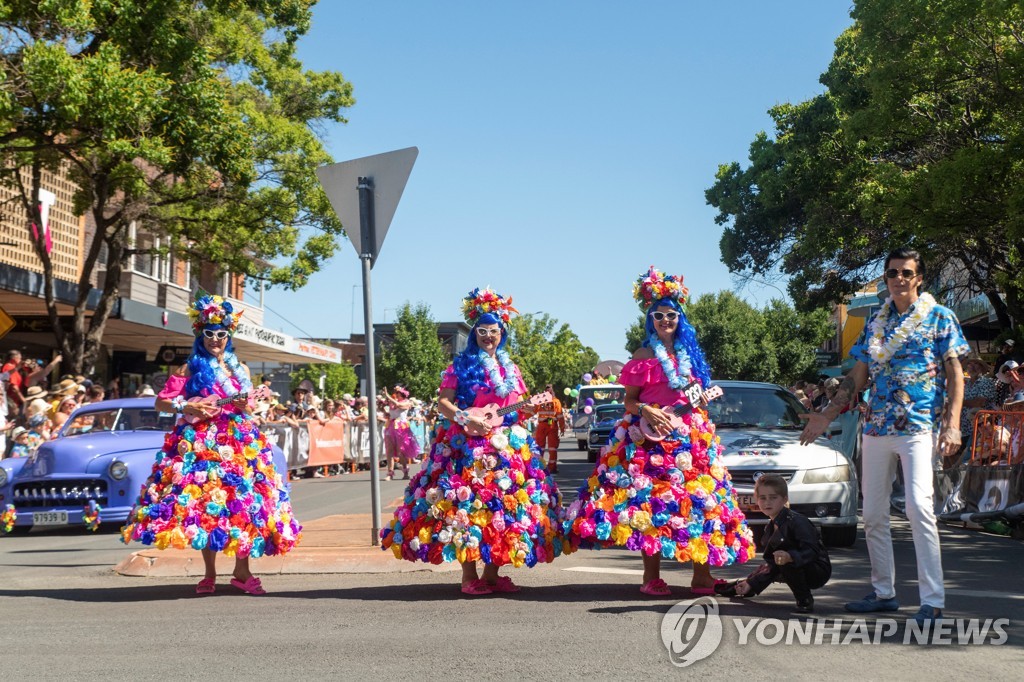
xmin=564 ymin=358 xmax=755 ymax=566
xmin=121 ymin=373 xmax=301 ymax=557
xmin=380 ymin=363 xmax=573 ymax=566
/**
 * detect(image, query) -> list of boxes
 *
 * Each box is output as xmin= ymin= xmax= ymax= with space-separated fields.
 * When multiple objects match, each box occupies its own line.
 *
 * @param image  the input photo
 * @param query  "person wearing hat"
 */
xmin=958 ymin=358 xmax=998 ymax=461
xmin=992 ymin=339 xmax=1019 ymax=380
xmin=46 ymin=378 xmax=79 ymax=421
xmin=136 ymin=384 xmax=157 ymax=398
xmin=995 ymin=360 xmax=1024 ymax=406
xmin=23 ymin=385 xmax=50 ymax=422
xmin=7 ymin=426 xmax=30 ymax=458
xmin=121 ymin=291 xmax=301 ymax=596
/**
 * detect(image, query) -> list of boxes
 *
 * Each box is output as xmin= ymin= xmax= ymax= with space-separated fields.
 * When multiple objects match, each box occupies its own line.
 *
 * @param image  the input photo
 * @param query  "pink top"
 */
xmin=619 ymin=357 xmax=699 ymax=406
xmin=156 ymin=372 xmax=244 ymax=415
xmin=440 ymin=361 xmax=527 ymax=408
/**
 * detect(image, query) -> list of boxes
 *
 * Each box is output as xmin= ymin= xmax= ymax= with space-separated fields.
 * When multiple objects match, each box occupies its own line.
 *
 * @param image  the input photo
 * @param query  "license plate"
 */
xmin=736 ymin=494 xmax=759 ymax=511
xmin=32 ymin=511 xmax=69 ymax=526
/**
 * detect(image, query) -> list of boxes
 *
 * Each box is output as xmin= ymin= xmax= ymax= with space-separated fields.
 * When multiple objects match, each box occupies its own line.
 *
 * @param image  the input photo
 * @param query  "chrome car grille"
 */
xmin=728 ymin=469 xmax=797 ymax=488
xmin=12 ymin=479 xmax=109 ymax=508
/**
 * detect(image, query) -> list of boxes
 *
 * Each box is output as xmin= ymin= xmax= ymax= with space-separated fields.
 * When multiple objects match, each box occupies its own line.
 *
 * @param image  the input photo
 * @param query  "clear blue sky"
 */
xmin=262 ymin=1 xmax=855 ymax=363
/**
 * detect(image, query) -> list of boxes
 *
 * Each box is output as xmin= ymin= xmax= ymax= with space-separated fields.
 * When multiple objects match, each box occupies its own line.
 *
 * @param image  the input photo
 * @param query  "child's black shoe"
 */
xmin=793 ymin=596 xmax=814 ymax=614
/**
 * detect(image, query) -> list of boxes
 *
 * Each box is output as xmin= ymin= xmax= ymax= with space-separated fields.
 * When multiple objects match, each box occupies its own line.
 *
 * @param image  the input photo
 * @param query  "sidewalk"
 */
xmin=114 ymin=513 xmax=458 ymax=577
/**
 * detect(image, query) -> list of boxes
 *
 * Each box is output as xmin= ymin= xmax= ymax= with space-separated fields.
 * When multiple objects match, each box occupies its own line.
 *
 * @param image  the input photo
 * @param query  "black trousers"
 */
xmin=746 ymin=561 xmax=831 ymax=601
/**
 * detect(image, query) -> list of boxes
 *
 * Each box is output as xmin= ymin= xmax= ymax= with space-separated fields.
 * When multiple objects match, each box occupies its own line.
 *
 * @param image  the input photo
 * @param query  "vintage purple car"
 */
xmin=0 ymin=398 xmax=289 ymax=533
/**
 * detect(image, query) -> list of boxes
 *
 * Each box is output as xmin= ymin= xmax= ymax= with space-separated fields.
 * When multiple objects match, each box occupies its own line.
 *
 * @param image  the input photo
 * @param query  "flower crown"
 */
xmin=188 ymin=292 xmax=243 ymax=335
xmin=633 ymin=266 xmax=689 ymax=310
xmin=393 ymin=385 xmax=409 ymax=398
xmin=461 ymin=287 xmax=519 ymax=325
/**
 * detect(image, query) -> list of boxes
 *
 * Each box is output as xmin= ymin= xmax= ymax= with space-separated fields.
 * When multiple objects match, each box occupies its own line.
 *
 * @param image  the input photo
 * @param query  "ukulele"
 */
xmin=463 ymin=391 xmax=554 ymax=436
xmin=183 ymin=385 xmax=273 ymax=424
xmin=639 ymin=381 xmax=723 ymax=441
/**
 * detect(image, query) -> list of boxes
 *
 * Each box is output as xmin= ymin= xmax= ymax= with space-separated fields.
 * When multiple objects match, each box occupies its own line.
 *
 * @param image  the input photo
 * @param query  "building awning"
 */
xmin=114 ymin=298 xmax=340 ymax=364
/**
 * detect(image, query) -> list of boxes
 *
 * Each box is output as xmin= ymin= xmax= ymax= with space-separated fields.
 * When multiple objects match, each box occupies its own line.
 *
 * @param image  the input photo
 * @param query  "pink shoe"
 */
xmin=460 ymin=579 xmax=493 ymax=596
xmin=640 ymin=578 xmax=672 ymax=597
xmin=195 ymin=577 xmax=216 ymax=595
xmin=691 ymin=578 xmax=728 ymax=596
xmin=230 ymin=576 xmax=266 ymax=595
xmin=488 ymin=576 xmax=521 ymax=593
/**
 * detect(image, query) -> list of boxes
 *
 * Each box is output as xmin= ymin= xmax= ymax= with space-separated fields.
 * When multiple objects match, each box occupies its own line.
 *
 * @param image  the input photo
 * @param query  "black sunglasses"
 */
xmin=884 ymin=268 xmax=919 ymax=280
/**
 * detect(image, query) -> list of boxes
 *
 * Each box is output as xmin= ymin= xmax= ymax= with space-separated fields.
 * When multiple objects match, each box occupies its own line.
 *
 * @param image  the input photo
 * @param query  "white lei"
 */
xmin=650 ymin=335 xmax=693 ymax=390
xmin=867 ymin=292 xmax=936 ymax=370
xmin=479 ymin=349 xmax=518 ymax=398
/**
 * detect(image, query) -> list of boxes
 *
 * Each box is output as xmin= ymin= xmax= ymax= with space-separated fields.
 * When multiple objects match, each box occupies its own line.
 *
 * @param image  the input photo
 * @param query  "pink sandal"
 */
xmin=690 ymin=578 xmax=728 ymax=596
xmin=487 ymin=576 xmax=521 ymax=593
xmin=460 ymin=579 xmax=493 ymax=596
xmin=230 ymin=576 xmax=266 ymax=595
xmin=195 ymin=577 xmax=216 ymax=595
xmin=640 ymin=578 xmax=672 ymax=597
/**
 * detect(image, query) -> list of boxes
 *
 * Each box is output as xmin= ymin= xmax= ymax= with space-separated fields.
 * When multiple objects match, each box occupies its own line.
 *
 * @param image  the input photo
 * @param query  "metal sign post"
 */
xmin=316 ymin=147 xmax=418 ymax=545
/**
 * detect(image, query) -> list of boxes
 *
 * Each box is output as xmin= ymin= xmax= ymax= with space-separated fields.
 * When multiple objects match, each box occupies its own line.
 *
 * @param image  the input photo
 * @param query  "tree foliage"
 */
xmin=290 ymin=360 xmax=358 ymax=399
xmin=705 ymin=0 xmax=1024 ymax=325
xmin=0 ymin=1 xmax=355 ymax=372
xmin=507 ymin=314 xmax=600 ymax=398
xmin=375 ymin=303 xmax=449 ymax=400
xmin=623 ymin=293 xmax=833 ymax=384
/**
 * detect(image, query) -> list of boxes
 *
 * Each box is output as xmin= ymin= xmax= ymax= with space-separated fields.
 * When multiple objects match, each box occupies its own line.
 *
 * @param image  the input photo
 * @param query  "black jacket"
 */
xmin=760 ymin=507 xmax=831 ymax=570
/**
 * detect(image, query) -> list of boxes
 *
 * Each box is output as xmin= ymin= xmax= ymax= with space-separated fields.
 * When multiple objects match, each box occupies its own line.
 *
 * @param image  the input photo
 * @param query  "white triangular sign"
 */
xmin=316 ymin=147 xmax=418 ymax=265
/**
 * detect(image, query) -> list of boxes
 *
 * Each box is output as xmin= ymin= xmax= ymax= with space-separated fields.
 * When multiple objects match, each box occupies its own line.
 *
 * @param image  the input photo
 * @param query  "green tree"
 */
xmin=376 ymin=303 xmax=449 ymax=400
xmin=0 ymin=1 xmax=355 ymax=373
xmin=290 ymin=361 xmax=358 ymax=399
xmin=706 ymin=0 xmax=1024 ymax=325
xmin=507 ymin=314 xmax=600 ymax=397
xmin=624 ymin=313 xmax=646 ymax=355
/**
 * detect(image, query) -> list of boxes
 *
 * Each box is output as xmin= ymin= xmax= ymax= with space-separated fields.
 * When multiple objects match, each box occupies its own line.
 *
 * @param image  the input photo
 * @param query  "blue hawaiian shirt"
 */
xmin=850 ymin=298 xmax=970 ymax=436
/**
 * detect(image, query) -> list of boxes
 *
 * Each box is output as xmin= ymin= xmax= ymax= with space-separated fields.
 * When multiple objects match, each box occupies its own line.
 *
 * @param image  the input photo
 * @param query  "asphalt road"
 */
xmin=1 ymin=441 xmax=1022 ymax=680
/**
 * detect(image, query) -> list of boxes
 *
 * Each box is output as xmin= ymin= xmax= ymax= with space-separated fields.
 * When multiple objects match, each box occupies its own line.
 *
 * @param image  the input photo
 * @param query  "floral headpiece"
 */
xmin=633 ymin=266 xmax=689 ymax=310
xmin=188 ymin=291 xmax=243 ymax=336
xmin=393 ymin=386 xmax=409 ymax=398
xmin=461 ymin=287 xmax=519 ymax=325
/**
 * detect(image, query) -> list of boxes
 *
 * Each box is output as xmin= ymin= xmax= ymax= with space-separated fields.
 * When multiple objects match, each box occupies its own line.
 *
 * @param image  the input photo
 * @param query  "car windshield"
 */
xmin=577 ymin=387 xmax=625 ymax=408
xmin=706 ymin=385 xmax=806 ymax=430
xmin=594 ymin=405 xmax=625 ymax=422
xmin=62 ymin=408 xmax=177 ymax=436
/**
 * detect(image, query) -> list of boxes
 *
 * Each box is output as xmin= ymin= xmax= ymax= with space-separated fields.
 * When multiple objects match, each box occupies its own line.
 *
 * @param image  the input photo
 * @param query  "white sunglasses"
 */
xmin=650 ymin=311 xmax=679 ymax=321
xmin=202 ymin=329 xmax=230 ymax=340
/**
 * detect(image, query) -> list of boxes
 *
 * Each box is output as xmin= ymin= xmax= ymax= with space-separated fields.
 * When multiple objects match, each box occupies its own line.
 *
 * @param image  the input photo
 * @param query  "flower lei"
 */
xmin=1 ymin=504 xmax=15 ymax=533
xmin=210 ymin=351 xmax=253 ymax=397
xmin=479 ymin=349 xmax=518 ymax=398
xmin=649 ymin=334 xmax=692 ymax=390
xmin=867 ymin=292 xmax=936 ymax=370
xmin=83 ymin=500 xmax=102 ymax=532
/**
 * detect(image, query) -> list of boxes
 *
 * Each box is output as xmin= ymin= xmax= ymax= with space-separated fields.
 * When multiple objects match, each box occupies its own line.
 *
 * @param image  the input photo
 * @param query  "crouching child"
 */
xmin=717 ymin=473 xmax=831 ymax=613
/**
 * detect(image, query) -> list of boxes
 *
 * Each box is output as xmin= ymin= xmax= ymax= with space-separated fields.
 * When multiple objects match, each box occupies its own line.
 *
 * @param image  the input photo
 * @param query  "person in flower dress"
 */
xmin=564 ymin=267 xmax=755 ymax=597
xmin=380 ymin=288 xmax=573 ymax=595
xmin=121 ymin=293 xmax=301 ymax=596
xmin=802 ymin=248 xmax=969 ymax=628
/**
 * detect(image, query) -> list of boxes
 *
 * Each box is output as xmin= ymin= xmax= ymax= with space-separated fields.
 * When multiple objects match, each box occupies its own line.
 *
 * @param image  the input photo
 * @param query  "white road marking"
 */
xmin=562 ymin=566 xmax=645 ymax=576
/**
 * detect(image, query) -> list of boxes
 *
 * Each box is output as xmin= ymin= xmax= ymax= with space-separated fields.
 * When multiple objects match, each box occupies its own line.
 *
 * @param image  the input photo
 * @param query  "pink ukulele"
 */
xmin=639 ymin=381 xmax=723 ymax=442
xmin=183 ymin=385 xmax=272 ymax=424
xmin=463 ymin=391 xmax=554 ymax=436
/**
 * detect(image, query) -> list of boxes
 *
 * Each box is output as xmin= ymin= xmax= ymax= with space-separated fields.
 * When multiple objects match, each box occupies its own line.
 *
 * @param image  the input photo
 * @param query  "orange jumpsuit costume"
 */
xmin=533 ymin=397 xmax=564 ymax=472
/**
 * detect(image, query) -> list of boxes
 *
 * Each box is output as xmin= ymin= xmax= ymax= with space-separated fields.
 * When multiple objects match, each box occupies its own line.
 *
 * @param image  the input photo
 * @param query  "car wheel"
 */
xmin=822 ymin=525 xmax=857 ymax=548
xmin=587 ymin=449 xmax=598 ymax=463
xmin=577 ymin=440 xmax=586 ymax=451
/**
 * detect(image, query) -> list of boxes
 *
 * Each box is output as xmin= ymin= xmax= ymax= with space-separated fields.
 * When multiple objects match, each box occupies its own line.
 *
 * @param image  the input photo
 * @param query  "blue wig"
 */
xmin=185 ymin=325 xmax=241 ymax=398
xmin=452 ymin=313 xmax=508 ymax=409
xmin=642 ymin=298 xmax=712 ymax=386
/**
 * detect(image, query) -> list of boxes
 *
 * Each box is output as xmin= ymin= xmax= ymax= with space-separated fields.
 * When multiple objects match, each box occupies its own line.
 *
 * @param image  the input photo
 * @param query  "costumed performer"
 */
xmin=564 ymin=267 xmax=755 ymax=596
xmin=380 ymin=287 xmax=573 ymax=595
xmin=532 ymin=384 xmax=565 ymax=474
xmin=121 ymin=292 xmax=301 ymax=596
xmin=384 ymin=385 xmax=420 ymax=480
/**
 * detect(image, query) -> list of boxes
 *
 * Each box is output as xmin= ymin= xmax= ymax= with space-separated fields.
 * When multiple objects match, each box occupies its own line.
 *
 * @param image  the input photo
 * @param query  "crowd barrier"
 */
xmin=936 ymin=409 xmax=1024 ymax=518
xmin=260 ymin=420 xmax=391 ymax=471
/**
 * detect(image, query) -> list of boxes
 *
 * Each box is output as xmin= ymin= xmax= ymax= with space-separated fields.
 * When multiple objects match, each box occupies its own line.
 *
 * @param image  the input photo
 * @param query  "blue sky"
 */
xmin=262 ymin=1 xmax=855 ymax=363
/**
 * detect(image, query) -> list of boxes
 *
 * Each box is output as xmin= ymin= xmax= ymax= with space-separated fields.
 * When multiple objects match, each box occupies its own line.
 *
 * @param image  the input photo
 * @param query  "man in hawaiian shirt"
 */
xmin=801 ymin=248 xmax=968 ymax=628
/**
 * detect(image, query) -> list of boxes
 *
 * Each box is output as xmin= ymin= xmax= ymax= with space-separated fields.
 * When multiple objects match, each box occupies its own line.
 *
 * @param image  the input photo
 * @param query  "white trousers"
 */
xmin=861 ymin=433 xmax=944 ymax=608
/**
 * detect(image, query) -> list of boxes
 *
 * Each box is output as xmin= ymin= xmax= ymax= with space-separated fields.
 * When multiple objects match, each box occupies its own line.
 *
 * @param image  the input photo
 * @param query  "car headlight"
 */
xmin=802 ymin=465 xmax=850 ymax=484
xmin=108 ymin=461 xmax=128 ymax=481
xmin=0 ymin=467 xmax=7 ymax=487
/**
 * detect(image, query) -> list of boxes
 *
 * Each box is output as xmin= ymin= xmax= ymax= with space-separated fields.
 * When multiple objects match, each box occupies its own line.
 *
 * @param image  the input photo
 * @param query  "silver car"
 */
xmin=711 ymin=380 xmax=859 ymax=547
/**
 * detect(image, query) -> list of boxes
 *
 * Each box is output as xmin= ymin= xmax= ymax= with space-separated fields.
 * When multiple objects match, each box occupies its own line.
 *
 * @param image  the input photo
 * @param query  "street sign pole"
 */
xmin=315 ymin=147 xmax=418 ymax=547
xmin=358 ymin=176 xmax=383 ymax=545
